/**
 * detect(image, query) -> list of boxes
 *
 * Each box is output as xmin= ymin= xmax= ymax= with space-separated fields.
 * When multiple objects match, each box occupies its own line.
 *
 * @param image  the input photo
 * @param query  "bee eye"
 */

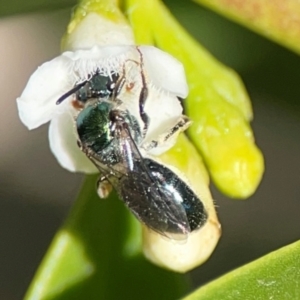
xmin=76 ymin=85 xmax=90 ymax=102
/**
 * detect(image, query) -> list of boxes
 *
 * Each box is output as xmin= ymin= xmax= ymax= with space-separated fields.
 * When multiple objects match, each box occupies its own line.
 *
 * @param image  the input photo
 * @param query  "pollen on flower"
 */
xmin=126 ymin=82 xmax=135 ymax=91
xmin=72 ymin=99 xmax=85 ymax=110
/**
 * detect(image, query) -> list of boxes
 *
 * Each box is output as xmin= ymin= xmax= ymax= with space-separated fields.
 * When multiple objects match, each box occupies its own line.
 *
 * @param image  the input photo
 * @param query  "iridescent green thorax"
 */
xmin=77 ymin=102 xmax=116 ymax=164
xmin=76 ymin=101 xmax=142 ymax=165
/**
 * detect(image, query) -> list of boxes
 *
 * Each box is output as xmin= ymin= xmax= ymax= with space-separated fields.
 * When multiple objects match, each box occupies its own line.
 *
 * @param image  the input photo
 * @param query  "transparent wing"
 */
xmin=87 ymin=127 xmax=191 ymax=240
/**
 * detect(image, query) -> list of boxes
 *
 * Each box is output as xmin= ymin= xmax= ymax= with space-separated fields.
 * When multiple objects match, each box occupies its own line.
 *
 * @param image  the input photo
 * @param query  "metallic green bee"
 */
xmin=57 ymin=71 xmax=207 ymax=240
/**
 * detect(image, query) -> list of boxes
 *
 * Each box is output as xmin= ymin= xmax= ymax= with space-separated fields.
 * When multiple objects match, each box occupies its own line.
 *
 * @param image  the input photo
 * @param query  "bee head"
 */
xmin=56 ymin=72 xmax=120 ymax=106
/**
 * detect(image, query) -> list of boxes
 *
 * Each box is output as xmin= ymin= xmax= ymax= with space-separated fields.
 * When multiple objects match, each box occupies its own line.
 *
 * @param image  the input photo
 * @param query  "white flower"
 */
xmin=16 ymin=11 xmax=221 ymax=273
xmin=17 ymin=45 xmax=189 ymax=173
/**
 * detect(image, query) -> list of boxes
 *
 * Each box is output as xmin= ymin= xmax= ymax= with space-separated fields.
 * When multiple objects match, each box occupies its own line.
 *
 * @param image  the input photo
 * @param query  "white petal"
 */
xmin=142 ymin=216 xmax=220 ymax=273
xmin=139 ymin=46 xmax=189 ymax=98
xmin=63 ymin=45 xmax=134 ymax=79
xmin=63 ymin=13 xmax=135 ymax=51
xmin=49 ymin=111 xmax=98 ymax=173
xmin=17 ymin=55 xmax=74 ymax=130
xmin=63 ymin=45 xmax=132 ymax=61
xmin=143 ymin=88 xmax=183 ymax=153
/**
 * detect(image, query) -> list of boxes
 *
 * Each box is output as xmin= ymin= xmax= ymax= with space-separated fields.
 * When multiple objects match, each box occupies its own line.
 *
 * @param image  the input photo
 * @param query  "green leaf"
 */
xmin=193 ymin=0 xmax=300 ymax=55
xmin=25 ymin=175 xmax=189 ymax=300
xmin=183 ymin=241 xmax=300 ymax=300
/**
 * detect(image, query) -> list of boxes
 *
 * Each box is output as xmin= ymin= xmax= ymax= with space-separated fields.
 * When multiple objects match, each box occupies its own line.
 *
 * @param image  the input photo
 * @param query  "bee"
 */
xmin=57 ymin=64 xmax=207 ymax=240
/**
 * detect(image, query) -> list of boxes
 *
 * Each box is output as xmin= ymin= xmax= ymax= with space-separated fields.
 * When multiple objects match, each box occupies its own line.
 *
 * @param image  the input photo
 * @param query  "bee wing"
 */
xmin=89 ymin=127 xmax=191 ymax=240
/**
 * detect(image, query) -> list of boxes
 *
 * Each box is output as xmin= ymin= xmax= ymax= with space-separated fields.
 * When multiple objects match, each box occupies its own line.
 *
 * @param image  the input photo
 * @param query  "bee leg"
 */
xmin=145 ymin=115 xmax=191 ymax=151
xmin=97 ymin=176 xmax=113 ymax=199
xmin=139 ymin=82 xmax=150 ymax=137
xmin=113 ymin=75 xmax=126 ymax=100
xmin=77 ymin=140 xmax=82 ymax=148
xmin=162 ymin=115 xmax=191 ymax=143
xmin=136 ymin=47 xmax=150 ymax=137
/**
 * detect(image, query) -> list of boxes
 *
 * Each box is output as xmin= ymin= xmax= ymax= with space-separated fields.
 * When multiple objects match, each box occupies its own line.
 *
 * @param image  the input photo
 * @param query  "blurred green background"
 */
xmin=1 ymin=0 xmax=300 ymax=298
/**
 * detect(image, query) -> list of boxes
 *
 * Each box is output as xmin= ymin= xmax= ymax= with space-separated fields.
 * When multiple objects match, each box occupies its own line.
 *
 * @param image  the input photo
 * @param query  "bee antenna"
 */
xmin=56 ymin=81 xmax=87 ymax=105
